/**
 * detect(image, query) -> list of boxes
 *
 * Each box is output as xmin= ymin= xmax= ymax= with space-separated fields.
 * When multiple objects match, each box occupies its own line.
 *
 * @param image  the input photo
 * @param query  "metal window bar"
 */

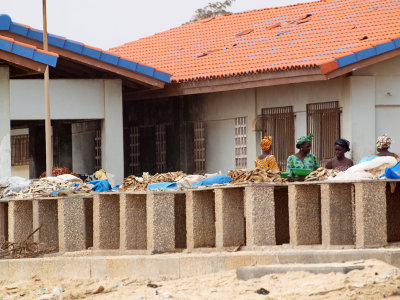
xmin=261 ymin=106 xmax=295 ymax=171
xmin=235 ymin=117 xmax=247 ymax=169
xmin=193 ymin=121 xmax=206 ymax=174
xmin=11 ymin=135 xmax=29 ymax=166
xmin=129 ymin=126 xmax=140 ymax=175
xmin=155 ymin=124 xmax=167 ymax=173
xmin=94 ymin=129 xmax=102 ymax=170
xmin=306 ymin=101 xmax=341 ymax=167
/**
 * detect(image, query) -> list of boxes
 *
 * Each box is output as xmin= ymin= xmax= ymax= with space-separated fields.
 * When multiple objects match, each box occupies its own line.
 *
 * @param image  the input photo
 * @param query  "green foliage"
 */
xmin=187 ymin=0 xmax=236 ymax=23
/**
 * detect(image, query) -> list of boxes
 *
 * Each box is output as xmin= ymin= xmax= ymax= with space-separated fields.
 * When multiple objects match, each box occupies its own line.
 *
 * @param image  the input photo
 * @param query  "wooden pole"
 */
xmin=42 ymin=0 xmax=52 ymax=177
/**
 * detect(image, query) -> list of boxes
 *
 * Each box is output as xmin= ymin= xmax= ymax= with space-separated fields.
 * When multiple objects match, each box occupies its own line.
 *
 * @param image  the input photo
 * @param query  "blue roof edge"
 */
xmin=0 ymin=14 xmax=171 ymax=83
xmin=336 ymin=38 xmax=400 ymax=68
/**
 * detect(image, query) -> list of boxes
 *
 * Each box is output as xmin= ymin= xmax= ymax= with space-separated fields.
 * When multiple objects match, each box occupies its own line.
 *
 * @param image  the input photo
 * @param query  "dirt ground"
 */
xmin=1 ymin=259 xmax=400 ymax=299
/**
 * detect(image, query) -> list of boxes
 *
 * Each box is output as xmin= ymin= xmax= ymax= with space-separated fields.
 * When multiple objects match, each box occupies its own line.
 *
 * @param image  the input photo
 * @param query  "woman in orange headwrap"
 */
xmin=255 ymin=136 xmax=280 ymax=171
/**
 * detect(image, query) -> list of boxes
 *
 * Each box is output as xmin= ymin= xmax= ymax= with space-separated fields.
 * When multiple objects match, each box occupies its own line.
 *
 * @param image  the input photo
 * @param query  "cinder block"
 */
xmin=8 ymin=200 xmax=33 ymax=243
xmin=146 ymin=193 xmax=175 ymax=253
xmin=33 ymin=198 xmax=59 ymax=250
xmin=120 ymin=193 xmax=147 ymax=250
xmin=186 ymin=190 xmax=216 ymax=249
xmin=0 ymin=202 xmax=8 ymax=241
xmin=386 ymin=182 xmax=400 ymax=242
xmin=244 ymin=186 xmax=276 ymax=246
xmin=174 ymin=194 xmax=187 ymax=249
xmin=215 ymin=188 xmax=245 ymax=248
xmin=321 ymin=183 xmax=354 ymax=246
xmin=93 ymin=194 xmax=120 ymax=250
xmin=58 ymin=197 xmax=87 ymax=252
xmin=355 ymin=182 xmax=387 ymax=248
xmin=275 ymin=187 xmax=290 ymax=245
xmin=289 ymin=184 xmax=321 ymax=246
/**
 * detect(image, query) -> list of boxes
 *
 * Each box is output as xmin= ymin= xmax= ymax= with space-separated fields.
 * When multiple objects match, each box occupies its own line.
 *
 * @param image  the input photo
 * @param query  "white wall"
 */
xmin=10 ymin=79 xmax=105 ymax=120
xmin=0 ymin=66 xmax=11 ymax=177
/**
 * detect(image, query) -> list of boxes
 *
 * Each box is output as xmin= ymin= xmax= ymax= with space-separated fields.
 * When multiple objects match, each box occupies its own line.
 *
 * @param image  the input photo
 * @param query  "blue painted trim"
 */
xmin=64 ymin=39 xmax=84 ymax=54
xmin=394 ymin=38 xmax=400 ymax=48
xmin=33 ymin=51 xmax=57 ymax=67
xmin=337 ymin=53 xmax=357 ymax=67
xmin=11 ymin=43 xmax=34 ymax=59
xmin=0 ymin=38 xmax=13 ymax=52
xmin=0 ymin=14 xmax=171 ymax=82
xmin=100 ymin=52 xmax=119 ymax=65
xmin=0 ymin=14 xmax=11 ymax=30
xmin=9 ymin=22 xmax=29 ymax=36
xmin=27 ymin=28 xmax=43 ymax=42
xmin=376 ymin=41 xmax=395 ymax=54
xmin=136 ymin=64 xmax=155 ymax=77
xmin=355 ymin=47 xmax=377 ymax=60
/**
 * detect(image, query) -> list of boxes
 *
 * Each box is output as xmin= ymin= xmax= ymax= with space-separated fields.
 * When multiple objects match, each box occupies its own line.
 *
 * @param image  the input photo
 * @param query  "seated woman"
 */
xmin=287 ymin=134 xmax=319 ymax=177
xmin=325 ymin=139 xmax=354 ymax=171
xmin=255 ymin=136 xmax=280 ymax=171
xmin=359 ymin=134 xmax=398 ymax=163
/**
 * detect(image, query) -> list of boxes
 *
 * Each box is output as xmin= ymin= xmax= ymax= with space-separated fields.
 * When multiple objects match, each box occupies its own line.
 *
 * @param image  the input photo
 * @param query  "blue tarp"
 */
xmin=192 ymin=175 xmax=232 ymax=187
xmin=88 ymin=179 xmax=112 ymax=192
xmin=147 ymin=182 xmax=178 ymax=191
xmin=382 ymin=161 xmax=400 ymax=179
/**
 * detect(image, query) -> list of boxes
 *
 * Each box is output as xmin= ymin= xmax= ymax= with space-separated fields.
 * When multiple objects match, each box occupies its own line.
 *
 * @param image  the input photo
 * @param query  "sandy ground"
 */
xmin=1 ymin=259 xmax=400 ymax=300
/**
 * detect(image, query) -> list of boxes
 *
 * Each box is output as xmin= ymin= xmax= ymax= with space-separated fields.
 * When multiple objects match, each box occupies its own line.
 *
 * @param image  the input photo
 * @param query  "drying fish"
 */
xmin=305 ymin=167 xmax=339 ymax=181
xmin=229 ymin=168 xmax=287 ymax=184
xmin=119 ymin=171 xmax=187 ymax=191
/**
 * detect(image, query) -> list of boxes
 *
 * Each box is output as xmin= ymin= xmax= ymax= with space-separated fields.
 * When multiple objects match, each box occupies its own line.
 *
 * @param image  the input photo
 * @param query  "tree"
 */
xmin=187 ymin=0 xmax=236 ymax=23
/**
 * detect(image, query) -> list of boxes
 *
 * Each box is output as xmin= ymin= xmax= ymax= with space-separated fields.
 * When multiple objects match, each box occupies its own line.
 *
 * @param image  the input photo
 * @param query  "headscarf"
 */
xmin=296 ymin=133 xmax=314 ymax=147
xmin=260 ymin=136 xmax=272 ymax=151
xmin=377 ymin=134 xmax=392 ymax=149
xmin=335 ymin=138 xmax=350 ymax=152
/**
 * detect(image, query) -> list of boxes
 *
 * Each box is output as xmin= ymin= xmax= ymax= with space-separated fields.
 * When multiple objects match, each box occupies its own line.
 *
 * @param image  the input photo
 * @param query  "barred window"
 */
xmin=129 ymin=127 xmax=140 ymax=175
xmin=235 ymin=117 xmax=247 ymax=169
xmin=155 ymin=124 xmax=167 ymax=173
xmin=11 ymin=134 xmax=29 ymax=166
xmin=193 ymin=121 xmax=206 ymax=174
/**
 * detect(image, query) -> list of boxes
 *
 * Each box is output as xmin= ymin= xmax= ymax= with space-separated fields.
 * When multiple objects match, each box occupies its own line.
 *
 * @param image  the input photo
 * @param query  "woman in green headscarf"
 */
xmin=287 ymin=133 xmax=319 ymax=177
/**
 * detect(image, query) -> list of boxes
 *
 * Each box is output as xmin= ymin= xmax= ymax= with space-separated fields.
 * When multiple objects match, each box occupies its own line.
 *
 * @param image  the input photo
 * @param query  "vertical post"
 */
xmin=43 ymin=0 xmax=52 ymax=176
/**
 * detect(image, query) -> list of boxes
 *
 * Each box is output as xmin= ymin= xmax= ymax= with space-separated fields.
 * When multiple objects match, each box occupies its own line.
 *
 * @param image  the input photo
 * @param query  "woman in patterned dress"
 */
xmin=287 ymin=134 xmax=319 ymax=177
xmin=254 ymin=136 xmax=280 ymax=171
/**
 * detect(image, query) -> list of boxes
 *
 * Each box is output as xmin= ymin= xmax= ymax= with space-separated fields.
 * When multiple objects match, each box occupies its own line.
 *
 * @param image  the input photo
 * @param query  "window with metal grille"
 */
xmin=129 ymin=127 xmax=140 ymax=175
xmin=306 ymin=101 xmax=341 ymax=167
xmin=261 ymin=106 xmax=295 ymax=171
xmin=193 ymin=121 xmax=206 ymax=174
xmin=155 ymin=124 xmax=167 ymax=173
xmin=94 ymin=129 xmax=102 ymax=170
xmin=235 ymin=117 xmax=247 ymax=169
xmin=11 ymin=134 xmax=29 ymax=166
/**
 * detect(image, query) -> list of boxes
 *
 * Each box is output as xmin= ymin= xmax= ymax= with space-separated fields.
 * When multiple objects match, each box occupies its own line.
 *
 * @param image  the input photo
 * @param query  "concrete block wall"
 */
xmin=5 ymin=181 xmax=400 ymax=254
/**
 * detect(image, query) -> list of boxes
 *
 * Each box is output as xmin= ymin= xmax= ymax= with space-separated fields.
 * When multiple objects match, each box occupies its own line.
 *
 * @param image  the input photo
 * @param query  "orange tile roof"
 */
xmin=109 ymin=0 xmax=400 ymax=83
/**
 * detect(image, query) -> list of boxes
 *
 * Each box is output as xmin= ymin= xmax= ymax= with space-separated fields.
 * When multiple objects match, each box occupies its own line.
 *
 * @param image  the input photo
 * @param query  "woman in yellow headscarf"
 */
xmin=255 ymin=136 xmax=280 ymax=171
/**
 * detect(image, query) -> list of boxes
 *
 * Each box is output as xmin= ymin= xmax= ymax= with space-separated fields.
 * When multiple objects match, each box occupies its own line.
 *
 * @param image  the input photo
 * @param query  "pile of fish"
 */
xmin=119 ymin=171 xmax=186 ymax=191
xmin=10 ymin=174 xmax=94 ymax=198
xmin=228 ymin=168 xmax=287 ymax=184
xmin=305 ymin=167 xmax=339 ymax=181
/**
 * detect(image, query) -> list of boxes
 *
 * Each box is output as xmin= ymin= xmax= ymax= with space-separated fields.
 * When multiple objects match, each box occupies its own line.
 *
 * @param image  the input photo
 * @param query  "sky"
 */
xmin=2 ymin=0 xmax=315 ymax=50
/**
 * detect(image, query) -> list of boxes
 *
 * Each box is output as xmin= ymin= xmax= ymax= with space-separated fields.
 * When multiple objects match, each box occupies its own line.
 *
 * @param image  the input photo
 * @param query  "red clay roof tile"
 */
xmin=109 ymin=0 xmax=400 ymax=83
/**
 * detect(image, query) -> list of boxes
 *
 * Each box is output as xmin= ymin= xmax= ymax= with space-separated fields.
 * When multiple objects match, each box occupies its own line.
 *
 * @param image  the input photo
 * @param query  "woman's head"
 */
xmin=260 ymin=136 xmax=272 ymax=152
xmin=296 ymin=133 xmax=314 ymax=154
xmin=334 ymin=139 xmax=350 ymax=158
xmin=377 ymin=134 xmax=392 ymax=151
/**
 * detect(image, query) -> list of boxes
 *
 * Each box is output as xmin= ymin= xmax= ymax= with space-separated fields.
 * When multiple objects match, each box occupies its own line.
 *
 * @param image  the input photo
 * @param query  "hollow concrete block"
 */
xmin=58 ymin=196 xmax=87 ymax=252
xmin=33 ymin=198 xmax=59 ymax=250
xmin=120 ymin=193 xmax=147 ymax=250
xmin=215 ymin=188 xmax=245 ymax=248
xmin=354 ymin=182 xmax=387 ymax=248
xmin=146 ymin=192 xmax=175 ymax=253
xmin=8 ymin=200 xmax=33 ymax=243
xmin=288 ymin=184 xmax=321 ymax=246
xmin=321 ymin=183 xmax=354 ymax=246
xmin=244 ymin=186 xmax=276 ymax=246
xmin=186 ymin=190 xmax=215 ymax=249
xmin=0 ymin=202 xmax=7 ymax=241
xmin=93 ymin=194 xmax=120 ymax=250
